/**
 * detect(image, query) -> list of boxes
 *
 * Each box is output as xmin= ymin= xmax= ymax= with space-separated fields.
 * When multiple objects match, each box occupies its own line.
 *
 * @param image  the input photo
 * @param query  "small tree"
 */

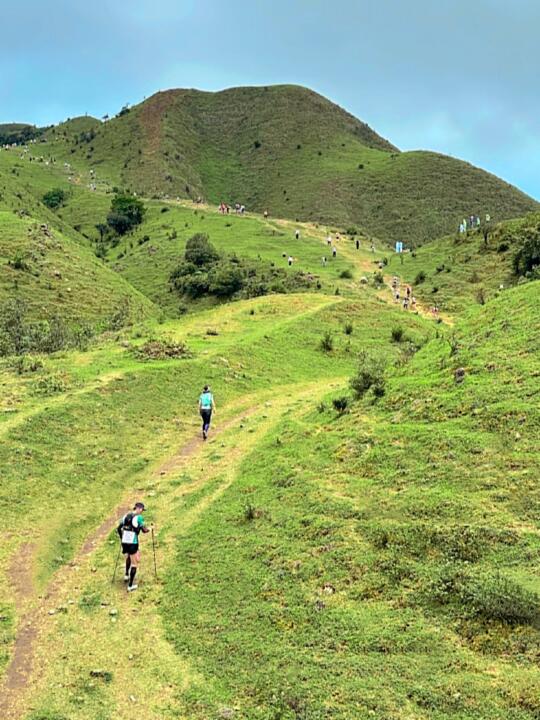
xmin=42 ymin=188 xmax=68 ymax=210
xmin=513 ymin=234 xmax=540 ymax=276
xmin=319 ymin=331 xmax=333 ymax=353
xmin=350 ymin=351 xmax=386 ymax=399
xmin=107 ymin=194 xmax=146 ymax=235
xmin=184 ymin=233 xmax=219 ymax=267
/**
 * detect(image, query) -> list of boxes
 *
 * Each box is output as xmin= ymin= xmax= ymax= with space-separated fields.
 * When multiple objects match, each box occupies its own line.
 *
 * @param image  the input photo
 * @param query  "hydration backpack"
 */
xmin=118 ymin=512 xmax=140 ymax=545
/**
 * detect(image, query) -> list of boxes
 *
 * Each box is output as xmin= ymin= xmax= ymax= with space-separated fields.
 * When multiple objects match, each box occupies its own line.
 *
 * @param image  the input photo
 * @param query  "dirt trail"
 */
xmin=0 ymin=406 xmax=255 ymax=720
xmin=270 ymin=216 xmax=454 ymax=325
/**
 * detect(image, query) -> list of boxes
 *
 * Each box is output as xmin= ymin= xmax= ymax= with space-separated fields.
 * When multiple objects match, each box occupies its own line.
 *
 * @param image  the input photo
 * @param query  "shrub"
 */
xmin=133 ymin=340 xmax=191 ymax=361
xmin=106 ymin=194 xmax=146 ymax=235
xmin=339 ymin=269 xmax=353 ymax=279
xmin=350 ymin=351 xmax=386 ymax=399
xmin=32 ymin=372 xmax=70 ymax=395
xmin=332 ymin=396 xmax=349 ymax=414
xmin=184 ymin=233 xmax=219 ymax=267
xmin=12 ymin=355 xmax=43 ymax=374
xmin=209 ymin=264 xmax=244 ymax=297
xmin=476 ymin=288 xmax=486 ymax=305
xmin=513 ymin=233 xmax=540 ymax=276
xmin=108 ymin=298 xmax=132 ymax=331
xmin=391 ymin=326 xmax=404 ymax=343
xmin=373 ymin=272 xmax=384 ymax=286
xmin=431 ymin=566 xmax=540 ymax=626
xmin=497 ymin=242 xmax=510 ymax=253
xmin=42 ymin=188 xmax=68 ymax=209
xmin=9 ymin=253 xmax=29 ymax=272
xmin=464 ymin=573 xmax=540 ymax=625
xmin=344 ymin=322 xmax=353 ymax=335
xmin=414 ymin=271 xmax=426 ymax=285
xmin=319 ymin=331 xmax=333 ymax=353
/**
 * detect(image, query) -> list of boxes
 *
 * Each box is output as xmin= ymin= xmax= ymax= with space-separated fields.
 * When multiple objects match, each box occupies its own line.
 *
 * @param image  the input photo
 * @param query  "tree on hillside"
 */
xmin=184 ymin=233 xmax=220 ymax=267
xmin=42 ymin=188 xmax=68 ymax=210
xmin=513 ymin=232 xmax=540 ymax=277
xmin=106 ymin=194 xmax=146 ymax=235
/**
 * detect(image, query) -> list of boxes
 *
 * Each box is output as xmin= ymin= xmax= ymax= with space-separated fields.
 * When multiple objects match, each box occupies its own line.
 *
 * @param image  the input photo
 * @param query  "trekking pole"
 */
xmin=151 ymin=527 xmax=158 ymax=579
xmin=111 ymin=542 xmax=121 ymax=584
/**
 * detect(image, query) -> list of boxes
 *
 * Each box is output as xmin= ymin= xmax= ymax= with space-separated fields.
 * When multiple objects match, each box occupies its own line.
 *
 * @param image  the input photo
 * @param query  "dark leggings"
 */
xmin=201 ymin=409 xmax=212 ymax=432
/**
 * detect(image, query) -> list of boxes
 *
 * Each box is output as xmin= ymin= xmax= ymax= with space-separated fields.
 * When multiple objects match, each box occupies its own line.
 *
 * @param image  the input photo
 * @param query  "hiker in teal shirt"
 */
xmin=199 ymin=385 xmax=216 ymax=440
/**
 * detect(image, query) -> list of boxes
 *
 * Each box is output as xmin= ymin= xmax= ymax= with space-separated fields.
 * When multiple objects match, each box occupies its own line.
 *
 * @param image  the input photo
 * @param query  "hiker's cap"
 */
xmin=134 ymin=501 xmax=146 ymax=511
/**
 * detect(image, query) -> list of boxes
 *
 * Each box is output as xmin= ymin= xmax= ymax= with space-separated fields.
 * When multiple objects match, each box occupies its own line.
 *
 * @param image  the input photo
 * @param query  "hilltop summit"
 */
xmin=41 ymin=84 xmax=539 ymax=243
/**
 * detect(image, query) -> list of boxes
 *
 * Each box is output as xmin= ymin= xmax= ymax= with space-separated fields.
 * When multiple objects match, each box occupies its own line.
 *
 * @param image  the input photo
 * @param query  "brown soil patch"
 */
xmin=139 ymin=90 xmax=177 ymax=161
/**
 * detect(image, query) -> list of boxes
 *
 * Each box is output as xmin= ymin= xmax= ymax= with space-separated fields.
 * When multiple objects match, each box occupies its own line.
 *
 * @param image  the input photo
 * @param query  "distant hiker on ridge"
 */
xmin=199 ymin=385 xmax=216 ymax=440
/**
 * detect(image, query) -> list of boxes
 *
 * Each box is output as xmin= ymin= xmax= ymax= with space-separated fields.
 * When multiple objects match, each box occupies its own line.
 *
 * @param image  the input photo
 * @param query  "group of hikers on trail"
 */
xmin=115 ymin=385 xmax=216 ymax=593
xmin=459 ymin=213 xmax=490 ymax=234
xmin=219 ymin=202 xmax=246 ymax=215
xmin=392 ymin=276 xmax=417 ymax=311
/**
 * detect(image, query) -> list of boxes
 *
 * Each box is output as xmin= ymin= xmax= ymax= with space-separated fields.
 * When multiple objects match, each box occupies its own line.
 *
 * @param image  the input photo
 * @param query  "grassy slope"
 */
xmin=384 ymin=212 xmax=540 ymax=313
xmin=0 ymin=152 xmax=156 ymax=323
xmin=107 ymin=201 xmax=368 ymax=314
xmin=6 ymin=281 xmax=537 ymax=719
xmin=0 ymin=291 xmax=427 ymax=696
xmin=37 ymin=85 xmax=538 ymax=244
xmin=159 ymin=282 xmax=540 ymax=719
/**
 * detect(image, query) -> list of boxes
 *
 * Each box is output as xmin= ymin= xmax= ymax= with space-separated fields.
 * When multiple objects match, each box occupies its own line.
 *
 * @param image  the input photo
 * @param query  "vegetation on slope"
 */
xmin=33 ymin=84 xmax=538 ymax=243
xmin=158 ymin=282 xmax=540 ymax=719
xmin=384 ymin=212 xmax=540 ymax=313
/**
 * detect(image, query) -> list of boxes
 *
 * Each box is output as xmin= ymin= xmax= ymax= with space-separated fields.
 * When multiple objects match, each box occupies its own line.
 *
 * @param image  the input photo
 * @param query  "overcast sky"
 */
xmin=2 ymin=0 xmax=538 ymax=198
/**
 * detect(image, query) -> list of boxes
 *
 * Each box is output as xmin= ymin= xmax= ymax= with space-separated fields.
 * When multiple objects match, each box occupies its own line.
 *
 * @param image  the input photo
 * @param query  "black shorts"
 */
xmin=122 ymin=543 xmax=139 ymax=556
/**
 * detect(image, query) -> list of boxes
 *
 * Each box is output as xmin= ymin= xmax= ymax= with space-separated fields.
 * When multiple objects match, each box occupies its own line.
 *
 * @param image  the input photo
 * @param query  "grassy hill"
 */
xmin=34 ymin=85 xmax=538 ymax=244
xmin=384 ymin=212 xmax=540 ymax=313
xmin=0 ymin=211 xmax=155 ymax=325
xmin=0 ymin=270 xmax=538 ymax=717
xmin=0 ymin=123 xmax=45 ymax=145
xmin=0 ymin=152 xmax=156 ymax=325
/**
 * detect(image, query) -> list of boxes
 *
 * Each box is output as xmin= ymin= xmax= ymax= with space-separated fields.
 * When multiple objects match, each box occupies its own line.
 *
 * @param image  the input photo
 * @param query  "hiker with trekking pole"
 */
xmin=113 ymin=502 xmax=156 ymax=592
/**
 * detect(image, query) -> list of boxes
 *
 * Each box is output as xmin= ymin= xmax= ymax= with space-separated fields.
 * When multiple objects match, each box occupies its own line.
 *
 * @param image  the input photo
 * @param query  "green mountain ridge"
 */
xmin=29 ymin=84 xmax=537 ymax=244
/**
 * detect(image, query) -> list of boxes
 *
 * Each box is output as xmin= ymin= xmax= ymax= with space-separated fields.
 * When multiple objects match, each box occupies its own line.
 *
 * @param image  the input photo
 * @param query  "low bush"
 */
xmin=414 ymin=271 xmax=426 ymax=285
xmin=332 ymin=396 xmax=349 ymax=414
xmin=430 ymin=565 xmax=540 ymax=626
xmin=42 ymin=187 xmax=68 ymax=210
xmin=340 ymin=269 xmax=353 ymax=279
xmin=12 ymin=355 xmax=43 ymax=374
xmin=319 ymin=331 xmax=333 ymax=353
xmin=391 ymin=326 xmax=404 ymax=343
xmin=343 ymin=322 xmax=354 ymax=335
xmin=133 ymin=340 xmax=191 ymax=361
xmin=0 ymin=300 xmax=96 ymax=356
xmin=350 ymin=351 xmax=386 ymax=399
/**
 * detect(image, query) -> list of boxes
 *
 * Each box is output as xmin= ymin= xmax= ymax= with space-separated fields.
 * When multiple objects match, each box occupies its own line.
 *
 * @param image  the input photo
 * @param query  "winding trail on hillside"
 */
xmin=268 ymin=215 xmax=454 ymax=324
xmin=0 ymin=404 xmax=256 ymax=719
xmin=0 ymin=380 xmax=339 ymax=719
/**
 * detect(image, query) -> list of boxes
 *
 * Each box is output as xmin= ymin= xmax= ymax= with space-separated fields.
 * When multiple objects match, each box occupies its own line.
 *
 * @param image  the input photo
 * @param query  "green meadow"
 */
xmin=0 ymin=123 xmax=539 ymax=719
